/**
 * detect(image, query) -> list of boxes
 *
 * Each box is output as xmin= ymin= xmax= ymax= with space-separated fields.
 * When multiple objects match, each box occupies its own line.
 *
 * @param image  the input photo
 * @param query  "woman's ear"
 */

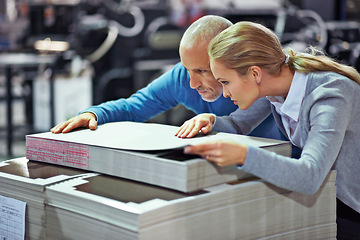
xmin=250 ymin=66 xmax=262 ymax=84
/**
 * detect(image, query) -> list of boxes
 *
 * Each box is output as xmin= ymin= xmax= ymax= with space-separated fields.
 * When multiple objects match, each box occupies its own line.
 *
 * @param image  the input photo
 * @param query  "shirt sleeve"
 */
xmin=240 ymin=75 xmax=355 ymax=195
xmin=80 ymin=62 xmax=239 ymax=125
xmin=80 ymin=63 xmax=186 ymax=124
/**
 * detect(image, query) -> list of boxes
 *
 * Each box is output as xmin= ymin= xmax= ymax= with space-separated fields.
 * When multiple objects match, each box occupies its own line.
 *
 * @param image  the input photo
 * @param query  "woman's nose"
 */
xmin=189 ymin=72 xmax=202 ymax=89
xmin=223 ymin=88 xmax=230 ymax=98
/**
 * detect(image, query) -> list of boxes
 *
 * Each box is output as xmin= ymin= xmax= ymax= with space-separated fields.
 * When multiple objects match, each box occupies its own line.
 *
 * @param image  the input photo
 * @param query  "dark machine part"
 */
xmin=22 ymin=0 xmax=179 ymax=104
xmin=325 ymin=21 xmax=360 ymax=70
xmin=71 ymin=1 xmax=182 ymax=104
xmin=22 ymin=0 xmax=360 ymax=105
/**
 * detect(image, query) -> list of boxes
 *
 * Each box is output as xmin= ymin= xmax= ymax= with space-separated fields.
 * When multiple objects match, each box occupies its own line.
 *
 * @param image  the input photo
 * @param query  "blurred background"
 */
xmin=1 ymin=0 xmax=360 ymax=160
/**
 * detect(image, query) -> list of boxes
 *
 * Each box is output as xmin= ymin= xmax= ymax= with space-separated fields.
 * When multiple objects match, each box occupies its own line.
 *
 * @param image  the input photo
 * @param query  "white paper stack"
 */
xmin=0 ymin=157 xmax=92 ymax=239
xmin=26 ymin=122 xmax=291 ymax=192
xmin=45 ymin=170 xmax=337 ymax=240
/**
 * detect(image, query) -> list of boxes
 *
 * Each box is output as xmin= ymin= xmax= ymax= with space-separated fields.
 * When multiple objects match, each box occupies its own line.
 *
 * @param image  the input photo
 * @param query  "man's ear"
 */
xmin=249 ymin=66 xmax=262 ymax=84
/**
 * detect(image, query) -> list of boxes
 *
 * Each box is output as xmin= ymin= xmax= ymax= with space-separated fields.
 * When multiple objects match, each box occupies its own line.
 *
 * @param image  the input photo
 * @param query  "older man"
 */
xmin=51 ymin=15 xmax=282 ymax=141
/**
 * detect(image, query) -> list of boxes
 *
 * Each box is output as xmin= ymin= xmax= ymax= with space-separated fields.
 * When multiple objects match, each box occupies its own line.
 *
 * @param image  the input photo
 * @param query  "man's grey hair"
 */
xmin=180 ymin=15 xmax=233 ymax=49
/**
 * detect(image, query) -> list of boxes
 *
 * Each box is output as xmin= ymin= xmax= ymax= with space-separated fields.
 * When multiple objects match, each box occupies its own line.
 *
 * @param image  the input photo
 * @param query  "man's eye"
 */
xmin=196 ymin=69 xmax=206 ymax=74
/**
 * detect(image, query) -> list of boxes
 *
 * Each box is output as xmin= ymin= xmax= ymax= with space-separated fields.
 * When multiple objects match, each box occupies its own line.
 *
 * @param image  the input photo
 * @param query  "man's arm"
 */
xmin=51 ymin=63 xmax=189 ymax=133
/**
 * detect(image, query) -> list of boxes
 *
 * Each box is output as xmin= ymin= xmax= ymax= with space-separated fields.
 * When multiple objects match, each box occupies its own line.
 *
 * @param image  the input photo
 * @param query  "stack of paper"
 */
xmin=26 ymin=121 xmax=291 ymax=192
xmin=0 ymin=157 xmax=92 ymax=239
xmin=45 ymin=171 xmax=337 ymax=240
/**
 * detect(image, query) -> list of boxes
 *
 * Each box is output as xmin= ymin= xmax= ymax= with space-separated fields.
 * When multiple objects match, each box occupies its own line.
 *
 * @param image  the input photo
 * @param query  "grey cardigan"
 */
xmin=213 ymin=71 xmax=360 ymax=213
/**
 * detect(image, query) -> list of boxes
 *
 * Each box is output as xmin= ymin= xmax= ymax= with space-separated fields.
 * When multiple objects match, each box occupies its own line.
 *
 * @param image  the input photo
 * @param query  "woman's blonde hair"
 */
xmin=208 ymin=21 xmax=360 ymax=84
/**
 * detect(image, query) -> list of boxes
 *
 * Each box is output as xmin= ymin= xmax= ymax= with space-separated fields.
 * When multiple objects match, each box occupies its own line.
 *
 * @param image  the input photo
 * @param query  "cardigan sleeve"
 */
xmin=213 ymin=97 xmax=273 ymax=135
xmin=240 ymin=73 xmax=357 ymax=195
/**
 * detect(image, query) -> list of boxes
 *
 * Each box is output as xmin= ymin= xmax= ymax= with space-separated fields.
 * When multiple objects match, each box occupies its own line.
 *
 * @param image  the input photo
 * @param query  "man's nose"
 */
xmin=189 ymin=72 xmax=202 ymax=89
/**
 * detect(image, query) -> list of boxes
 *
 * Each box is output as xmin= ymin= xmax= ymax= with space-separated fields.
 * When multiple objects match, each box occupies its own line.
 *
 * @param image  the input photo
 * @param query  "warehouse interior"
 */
xmin=1 ymin=0 xmax=360 ymax=239
xmin=0 ymin=0 xmax=360 ymax=157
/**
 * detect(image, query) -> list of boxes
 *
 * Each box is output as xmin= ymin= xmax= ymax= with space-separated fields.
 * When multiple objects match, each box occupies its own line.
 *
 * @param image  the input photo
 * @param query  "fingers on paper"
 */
xmin=184 ymin=142 xmax=217 ymax=155
xmin=175 ymin=115 xmax=213 ymax=138
xmin=50 ymin=113 xmax=97 ymax=134
xmin=184 ymin=141 xmax=247 ymax=167
xmin=50 ymin=121 xmax=69 ymax=133
xmin=185 ymin=143 xmax=224 ymax=164
xmin=176 ymin=120 xmax=201 ymax=138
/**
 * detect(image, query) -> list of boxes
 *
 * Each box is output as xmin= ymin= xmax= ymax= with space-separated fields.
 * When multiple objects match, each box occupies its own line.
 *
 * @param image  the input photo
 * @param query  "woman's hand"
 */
xmin=183 ymin=140 xmax=248 ymax=166
xmin=50 ymin=112 xmax=97 ymax=133
xmin=175 ymin=113 xmax=215 ymax=138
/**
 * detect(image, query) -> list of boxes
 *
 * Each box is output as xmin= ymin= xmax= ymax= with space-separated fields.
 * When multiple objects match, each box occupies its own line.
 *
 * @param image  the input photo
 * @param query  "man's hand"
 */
xmin=175 ymin=113 xmax=215 ymax=138
xmin=50 ymin=112 xmax=98 ymax=134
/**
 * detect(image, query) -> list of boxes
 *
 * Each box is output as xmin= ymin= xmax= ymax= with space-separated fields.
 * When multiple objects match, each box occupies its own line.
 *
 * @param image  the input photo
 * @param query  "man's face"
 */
xmin=179 ymin=41 xmax=223 ymax=102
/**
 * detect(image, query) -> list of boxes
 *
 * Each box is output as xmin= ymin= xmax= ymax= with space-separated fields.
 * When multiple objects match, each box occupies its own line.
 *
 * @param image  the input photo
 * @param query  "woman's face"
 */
xmin=210 ymin=59 xmax=260 ymax=110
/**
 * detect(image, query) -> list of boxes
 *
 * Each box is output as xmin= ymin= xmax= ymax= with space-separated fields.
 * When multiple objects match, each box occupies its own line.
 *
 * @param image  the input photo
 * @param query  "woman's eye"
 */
xmin=220 ymin=81 xmax=229 ymax=85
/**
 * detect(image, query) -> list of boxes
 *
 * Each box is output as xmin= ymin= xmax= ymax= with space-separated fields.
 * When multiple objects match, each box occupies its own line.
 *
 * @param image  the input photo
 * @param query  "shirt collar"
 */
xmin=267 ymin=71 xmax=308 ymax=121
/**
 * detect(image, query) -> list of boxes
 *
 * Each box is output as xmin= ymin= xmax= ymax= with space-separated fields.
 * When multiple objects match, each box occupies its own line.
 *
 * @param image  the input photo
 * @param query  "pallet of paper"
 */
xmin=26 ymin=121 xmax=291 ymax=192
xmin=0 ymin=157 xmax=92 ymax=239
xmin=44 ymin=170 xmax=337 ymax=240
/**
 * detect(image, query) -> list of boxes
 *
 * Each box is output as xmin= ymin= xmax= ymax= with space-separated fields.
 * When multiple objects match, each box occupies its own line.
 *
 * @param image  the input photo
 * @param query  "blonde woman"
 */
xmin=176 ymin=21 xmax=360 ymax=238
